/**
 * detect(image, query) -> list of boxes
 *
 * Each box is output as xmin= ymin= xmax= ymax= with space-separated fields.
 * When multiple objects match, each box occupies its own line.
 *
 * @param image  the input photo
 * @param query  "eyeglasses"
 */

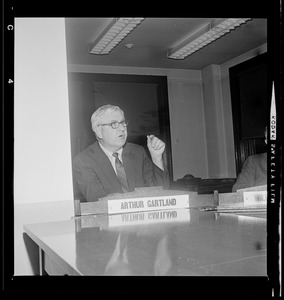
xmin=98 ymin=120 xmax=129 ymax=129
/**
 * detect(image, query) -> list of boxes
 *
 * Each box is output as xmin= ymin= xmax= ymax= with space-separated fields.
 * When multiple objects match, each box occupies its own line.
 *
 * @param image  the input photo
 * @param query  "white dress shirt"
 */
xmin=98 ymin=142 xmax=123 ymax=175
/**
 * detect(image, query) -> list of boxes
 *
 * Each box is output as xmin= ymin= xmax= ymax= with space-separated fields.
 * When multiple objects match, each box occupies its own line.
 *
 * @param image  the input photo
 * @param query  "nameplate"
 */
xmin=243 ymin=191 xmax=267 ymax=206
xmin=107 ymin=194 xmax=189 ymax=214
xmin=108 ymin=209 xmax=190 ymax=227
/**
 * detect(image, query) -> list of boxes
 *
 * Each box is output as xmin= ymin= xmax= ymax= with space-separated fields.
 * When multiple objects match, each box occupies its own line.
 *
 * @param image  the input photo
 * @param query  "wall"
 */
xmin=14 ymin=18 xmax=73 ymax=205
xmin=14 ymin=18 xmax=74 ymax=274
xmin=167 ymin=75 xmax=208 ymax=179
xmin=201 ymin=65 xmax=226 ymax=178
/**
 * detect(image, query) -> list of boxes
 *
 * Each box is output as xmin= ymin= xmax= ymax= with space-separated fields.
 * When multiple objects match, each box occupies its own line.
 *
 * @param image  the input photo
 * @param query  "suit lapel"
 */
xmin=91 ymin=142 xmax=123 ymax=192
xmin=122 ymin=143 xmax=136 ymax=191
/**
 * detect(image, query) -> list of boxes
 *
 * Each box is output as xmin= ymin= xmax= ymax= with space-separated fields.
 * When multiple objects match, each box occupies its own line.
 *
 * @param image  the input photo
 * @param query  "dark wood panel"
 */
xmin=170 ymin=178 xmax=236 ymax=194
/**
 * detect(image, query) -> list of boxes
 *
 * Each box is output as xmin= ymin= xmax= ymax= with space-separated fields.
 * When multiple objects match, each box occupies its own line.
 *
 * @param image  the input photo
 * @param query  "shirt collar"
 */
xmin=98 ymin=142 xmax=123 ymax=159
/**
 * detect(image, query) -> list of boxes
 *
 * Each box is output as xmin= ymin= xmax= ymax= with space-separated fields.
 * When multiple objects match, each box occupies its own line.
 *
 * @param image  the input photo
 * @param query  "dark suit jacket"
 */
xmin=232 ymin=152 xmax=267 ymax=192
xmin=73 ymin=141 xmax=169 ymax=202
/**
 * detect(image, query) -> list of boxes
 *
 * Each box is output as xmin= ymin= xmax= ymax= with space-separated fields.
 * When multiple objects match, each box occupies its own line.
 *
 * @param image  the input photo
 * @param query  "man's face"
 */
xmin=95 ymin=110 xmax=127 ymax=152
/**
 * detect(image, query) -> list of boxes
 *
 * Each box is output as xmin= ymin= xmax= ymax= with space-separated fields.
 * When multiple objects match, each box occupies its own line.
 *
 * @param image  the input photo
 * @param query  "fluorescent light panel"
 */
xmin=89 ymin=18 xmax=144 ymax=55
xmin=168 ymin=18 xmax=251 ymax=60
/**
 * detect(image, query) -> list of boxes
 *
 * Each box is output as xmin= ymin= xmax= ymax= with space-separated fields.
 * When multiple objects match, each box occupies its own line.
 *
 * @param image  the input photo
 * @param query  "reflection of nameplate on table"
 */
xmin=108 ymin=208 xmax=190 ymax=227
xmin=76 ymin=187 xmax=195 ymax=216
xmin=75 ymin=208 xmax=191 ymax=232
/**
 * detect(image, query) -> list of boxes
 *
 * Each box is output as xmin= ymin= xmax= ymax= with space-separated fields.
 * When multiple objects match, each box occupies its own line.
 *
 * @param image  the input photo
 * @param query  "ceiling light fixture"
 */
xmin=167 ymin=18 xmax=251 ymax=60
xmin=89 ymin=18 xmax=144 ymax=55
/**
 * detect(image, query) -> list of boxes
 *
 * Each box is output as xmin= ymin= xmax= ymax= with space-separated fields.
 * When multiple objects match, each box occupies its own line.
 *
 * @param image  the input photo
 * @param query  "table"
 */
xmin=23 ymin=207 xmax=267 ymax=277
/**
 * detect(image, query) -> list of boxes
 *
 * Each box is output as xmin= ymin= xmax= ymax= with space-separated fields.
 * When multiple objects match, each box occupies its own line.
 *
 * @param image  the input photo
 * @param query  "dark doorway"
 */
xmin=229 ymin=53 xmax=269 ymax=175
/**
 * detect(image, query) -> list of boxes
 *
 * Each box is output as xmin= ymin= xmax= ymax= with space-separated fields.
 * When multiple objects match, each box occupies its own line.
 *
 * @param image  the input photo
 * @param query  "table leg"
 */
xmin=39 ymin=248 xmax=44 ymax=275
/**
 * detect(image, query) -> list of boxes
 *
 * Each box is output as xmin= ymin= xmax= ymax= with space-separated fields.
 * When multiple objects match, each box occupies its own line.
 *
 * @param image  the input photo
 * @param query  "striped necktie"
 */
xmin=113 ymin=153 xmax=129 ymax=193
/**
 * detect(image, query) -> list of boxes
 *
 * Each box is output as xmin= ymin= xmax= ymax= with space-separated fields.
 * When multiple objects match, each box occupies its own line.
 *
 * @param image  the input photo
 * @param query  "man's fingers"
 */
xmin=147 ymin=135 xmax=165 ymax=150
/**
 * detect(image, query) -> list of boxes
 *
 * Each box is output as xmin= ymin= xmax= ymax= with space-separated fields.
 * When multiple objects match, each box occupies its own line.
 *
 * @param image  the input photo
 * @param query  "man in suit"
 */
xmin=73 ymin=104 xmax=168 ymax=202
xmin=232 ymin=126 xmax=267 ymax=192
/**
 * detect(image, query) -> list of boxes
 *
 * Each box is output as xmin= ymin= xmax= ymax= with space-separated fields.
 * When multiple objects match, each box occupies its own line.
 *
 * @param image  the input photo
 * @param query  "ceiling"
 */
xmin=65 ymin=18 xmax=267 ymax=70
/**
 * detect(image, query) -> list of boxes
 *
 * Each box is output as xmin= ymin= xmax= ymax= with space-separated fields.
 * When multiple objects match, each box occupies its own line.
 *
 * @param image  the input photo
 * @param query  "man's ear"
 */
xmin=94 ymin=126 xmax=102 ymax=139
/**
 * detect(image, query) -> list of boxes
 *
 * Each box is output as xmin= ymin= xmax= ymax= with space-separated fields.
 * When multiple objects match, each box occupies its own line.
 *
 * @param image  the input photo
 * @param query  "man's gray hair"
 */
xmin=91 ymin=104 xmax=124 ymax=132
